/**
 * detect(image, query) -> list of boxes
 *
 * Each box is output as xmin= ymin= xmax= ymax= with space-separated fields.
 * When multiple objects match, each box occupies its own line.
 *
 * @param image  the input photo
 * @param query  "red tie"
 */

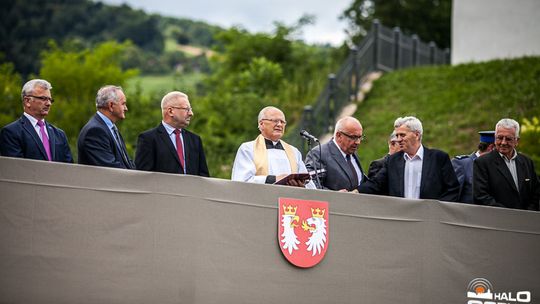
xmin=174 ymin=129 xmax=185 ymax=173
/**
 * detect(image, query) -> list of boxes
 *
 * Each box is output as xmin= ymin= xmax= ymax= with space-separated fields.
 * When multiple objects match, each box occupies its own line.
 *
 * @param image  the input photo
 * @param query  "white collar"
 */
xmin=404 ymin=145 xmax=424 ymax=161
xmin=23 ymin=112 xmax=42 ymax=127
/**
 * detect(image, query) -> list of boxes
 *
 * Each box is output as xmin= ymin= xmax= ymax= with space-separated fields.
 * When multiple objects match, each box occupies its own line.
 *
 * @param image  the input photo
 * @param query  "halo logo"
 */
xmin=466 ymin=278 xmax=531 ymax=304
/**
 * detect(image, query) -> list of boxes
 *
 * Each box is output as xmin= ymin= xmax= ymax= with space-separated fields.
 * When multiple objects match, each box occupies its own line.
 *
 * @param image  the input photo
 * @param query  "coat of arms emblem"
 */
xmin=278 ymin=197 xmax=329 ymax=268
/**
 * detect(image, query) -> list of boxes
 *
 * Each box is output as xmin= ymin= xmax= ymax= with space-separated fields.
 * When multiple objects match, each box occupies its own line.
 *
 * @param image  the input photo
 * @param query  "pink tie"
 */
xmin=37 ymin=120 xmax=52 ymax=161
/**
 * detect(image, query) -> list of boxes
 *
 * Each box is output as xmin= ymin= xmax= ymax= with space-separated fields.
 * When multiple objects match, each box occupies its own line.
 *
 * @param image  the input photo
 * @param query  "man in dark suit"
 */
xmin=359 ymin=116 xmax=459 ymax=202
xmin=367 ymin=131 xmax=400 ymax=178
xmin=77 ymin=85 xmax=134 ymax=169
xmin=305 ymin=116 xmax=367 ymax=191
xmin=473 ymin=118 xmax=539 ymax=210
xmin=451 ymin=131 xmax=495 ymax=204
xmin=135 ymin=91 xmax=209 ymax=176
xmin=1 ymin=79 xmax=72 ymax=162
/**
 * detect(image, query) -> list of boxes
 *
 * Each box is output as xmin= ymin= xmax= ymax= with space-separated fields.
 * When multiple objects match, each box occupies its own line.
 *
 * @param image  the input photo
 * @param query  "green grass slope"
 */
xmin=355 ymin=56 xmax=540 ymax=173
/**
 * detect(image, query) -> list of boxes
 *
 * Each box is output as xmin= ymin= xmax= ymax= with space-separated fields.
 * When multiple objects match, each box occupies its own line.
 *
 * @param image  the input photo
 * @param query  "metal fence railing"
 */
xmin=286 ymin=20 xmax=450 ymax=152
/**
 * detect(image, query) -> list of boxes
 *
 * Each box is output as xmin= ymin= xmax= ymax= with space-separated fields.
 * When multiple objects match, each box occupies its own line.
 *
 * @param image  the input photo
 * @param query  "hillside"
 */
xmin=355 ymin=56 xmax=540 ymax=173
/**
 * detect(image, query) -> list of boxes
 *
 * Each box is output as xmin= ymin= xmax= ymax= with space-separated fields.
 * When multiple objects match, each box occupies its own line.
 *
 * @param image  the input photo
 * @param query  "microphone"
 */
xmin=300 ymin=130 xmax=319 ymax=142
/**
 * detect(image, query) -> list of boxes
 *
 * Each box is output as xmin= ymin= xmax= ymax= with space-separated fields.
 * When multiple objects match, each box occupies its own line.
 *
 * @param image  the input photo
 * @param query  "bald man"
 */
xmin=305 ymin=116 xmax=367 ymax=191
xmin=135 ymin=91 xmax=209 ymax=176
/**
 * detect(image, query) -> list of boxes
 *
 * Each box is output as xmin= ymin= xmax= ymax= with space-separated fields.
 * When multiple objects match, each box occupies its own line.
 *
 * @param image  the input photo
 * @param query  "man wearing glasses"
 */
xmin=305 ymin=116 xmax=367 ymax=191
xmin=232 ymin=106 xmax=315 ymax=188
xmin=134 ymin=91 xmax=209 ymax=176
xmin=473 ymin=118 xmax=539 ymax=210
xmin=0 ymin=79 xmax=73 ymax=163
xmin=358 ymin=116 xmax=459 ymax=202
xmin=78 ymin=85 xmax=134 ymax=169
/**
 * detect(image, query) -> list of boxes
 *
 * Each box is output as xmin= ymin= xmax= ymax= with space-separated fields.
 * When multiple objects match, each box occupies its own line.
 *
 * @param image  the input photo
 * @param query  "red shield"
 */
xmin=278 ymin=197 xmax=329 ymax=268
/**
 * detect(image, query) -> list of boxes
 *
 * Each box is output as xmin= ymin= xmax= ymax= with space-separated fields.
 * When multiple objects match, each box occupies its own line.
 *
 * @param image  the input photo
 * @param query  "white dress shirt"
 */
xmin=403 ymin=145 xmax=424 ymax=199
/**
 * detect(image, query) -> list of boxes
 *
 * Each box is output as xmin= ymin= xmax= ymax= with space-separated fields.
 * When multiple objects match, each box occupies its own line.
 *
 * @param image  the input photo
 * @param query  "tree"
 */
xmin=341 ymin=0 xmax=451 ymax=48
xmin=0 ymin=62 xmax=22 ymax=127
xmin=39 ymin=40 xmax=138 ymax=153
xmin=190 ymin=19 xmax=340 ymax=177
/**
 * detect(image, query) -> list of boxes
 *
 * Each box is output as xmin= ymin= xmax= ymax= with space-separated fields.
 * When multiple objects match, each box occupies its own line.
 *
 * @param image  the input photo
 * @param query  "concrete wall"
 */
xmin=1 ymin=156 xmax=540 ymax=303
xmin=452 ymin=0 xmax=540 ymax=64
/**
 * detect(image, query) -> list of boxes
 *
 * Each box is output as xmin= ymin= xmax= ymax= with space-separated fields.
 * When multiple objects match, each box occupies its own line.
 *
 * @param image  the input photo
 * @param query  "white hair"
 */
xmin=496 ymin=118 xmax=520 ymax=138
xmin=96 ymin=85 xmax=123 ymax=109
xmin=333 ymin=116 xmax=362 ymax=136
xmin=21 ymin=79 xmax=52 ymax=100
xmin=161 ymin=91 xmax=189 ymax=110
xmin=394 ymin=116 xmax=423 ymax=140
xmin=258 ymin=106 xmax=282 ymax=122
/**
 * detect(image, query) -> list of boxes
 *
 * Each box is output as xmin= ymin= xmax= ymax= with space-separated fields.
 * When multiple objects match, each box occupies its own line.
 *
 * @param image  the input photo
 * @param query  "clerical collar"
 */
xmin=265 ymin=138 xmax=284 ymax=150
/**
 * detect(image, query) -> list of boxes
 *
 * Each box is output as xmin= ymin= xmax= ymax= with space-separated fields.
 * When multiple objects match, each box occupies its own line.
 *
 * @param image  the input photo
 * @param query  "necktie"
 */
xmin=37 ymin=120 xmax=52 ymax=161
xmin=174 ymin=129 xmax=185 ymax=173
xmin=346 ymin=154 xmax=359 ymax=188
xmin=111 ymin=125 xmax=132 ymax=169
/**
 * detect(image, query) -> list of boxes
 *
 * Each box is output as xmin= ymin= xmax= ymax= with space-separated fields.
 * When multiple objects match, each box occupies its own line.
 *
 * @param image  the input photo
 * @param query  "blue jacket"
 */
xmin=0 ymin=115 xmax=72 ymax=163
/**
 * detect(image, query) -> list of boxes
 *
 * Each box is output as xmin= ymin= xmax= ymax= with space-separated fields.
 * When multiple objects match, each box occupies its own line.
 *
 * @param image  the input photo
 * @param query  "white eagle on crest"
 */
xmin=302 ymin=208 xmax=327 ymax=256
xmin=281 ymin=205 xmax=300 ymax=255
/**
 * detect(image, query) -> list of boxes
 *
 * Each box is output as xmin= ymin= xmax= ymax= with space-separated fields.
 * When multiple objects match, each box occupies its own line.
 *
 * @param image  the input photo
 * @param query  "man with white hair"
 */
xmin=358 ymin=116 xmax=459 ymax=202
xmin=305 ymin=116 xmax=367 ymax=191
xmin=232 ymin=106 xmax=315 ymax=188
xmin=473 ymin=118 xmax=539 ymax=210
xmin=0 ymin=79 xmax=72 ymax=162
xmin=135 ymin=91 xmax=209 ymax=176
xmin=78 ymin=85 xmax=134 ymax=169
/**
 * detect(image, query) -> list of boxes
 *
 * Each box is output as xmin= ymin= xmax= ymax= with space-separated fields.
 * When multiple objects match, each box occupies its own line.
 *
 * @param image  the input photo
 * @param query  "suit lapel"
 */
xmin=394 ymin=152 xmax=406 ymax=196
xmin=515 ymin=154 xmax=527 ymax=192
xmin=46 ymin=122 xmax=56 ymax=160
xmin=183 ymin=130 xmax=193 ymax=173
xmin=493 ymin=152 xmax=519 ymax=193
xmin=419 ymin=146 xmax=432 ymax=196
xmin=20 ymin=116 xmax=48 ymax=160
xmin=157 ymin=124 xmax=182 ymax=168
xmin=329 ymin=141 xmax=355 ymax=186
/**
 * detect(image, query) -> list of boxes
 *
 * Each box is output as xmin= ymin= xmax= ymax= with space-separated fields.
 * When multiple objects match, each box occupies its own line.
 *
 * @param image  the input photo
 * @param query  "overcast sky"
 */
xmin=101 ymin=0 xmax=352 ymax=45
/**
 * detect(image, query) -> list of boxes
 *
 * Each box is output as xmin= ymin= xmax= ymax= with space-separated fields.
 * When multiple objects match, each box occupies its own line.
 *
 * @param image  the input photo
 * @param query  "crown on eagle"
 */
xmin=283 ymin=205 xmax=298 ymax=215
xmin=311 ymin=207 xmax=325 ymax=218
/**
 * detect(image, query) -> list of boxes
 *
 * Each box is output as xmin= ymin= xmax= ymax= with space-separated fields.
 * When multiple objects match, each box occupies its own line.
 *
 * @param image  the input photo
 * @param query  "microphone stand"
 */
xmin=307 ymin=138 xmax=323 ymax=189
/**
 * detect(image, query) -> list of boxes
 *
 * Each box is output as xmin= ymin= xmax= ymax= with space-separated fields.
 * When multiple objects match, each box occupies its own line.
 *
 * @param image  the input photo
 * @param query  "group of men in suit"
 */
xmin=1 ymin=79 xmax=538 ymax=211
xmin=0 ymin=79 xmax=209 ymax=177
xmin=303 ymin=115 xmax=538 ymax=211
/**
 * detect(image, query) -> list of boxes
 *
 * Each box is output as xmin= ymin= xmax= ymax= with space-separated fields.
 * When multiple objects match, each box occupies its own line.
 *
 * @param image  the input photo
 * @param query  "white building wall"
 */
xmin=452 ymin=0 xmax=540 ymax=64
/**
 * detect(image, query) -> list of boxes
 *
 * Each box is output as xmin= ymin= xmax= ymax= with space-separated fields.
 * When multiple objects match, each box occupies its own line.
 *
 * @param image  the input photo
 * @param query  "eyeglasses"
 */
xmin=261 ymin=118 xmax=287 ymax=125
xmin=496 ymin=135 xmax=516 ymax=142
xmin=339 ymin=131 xmax=365 ymax=142
xmin=25 ymin=95 xmax=54 ymax=103
xmin=170 ymin=106 xmax=192 ymax=112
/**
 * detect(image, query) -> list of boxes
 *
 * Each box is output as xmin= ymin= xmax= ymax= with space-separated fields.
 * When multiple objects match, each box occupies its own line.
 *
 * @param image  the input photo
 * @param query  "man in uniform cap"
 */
xmin=451 ymin=130 xmax=495 ymax=203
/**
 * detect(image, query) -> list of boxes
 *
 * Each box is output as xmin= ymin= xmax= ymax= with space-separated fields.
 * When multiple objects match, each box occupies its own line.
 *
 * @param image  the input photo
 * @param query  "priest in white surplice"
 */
xmin=232 ymin=106 xmax=316 ymax=189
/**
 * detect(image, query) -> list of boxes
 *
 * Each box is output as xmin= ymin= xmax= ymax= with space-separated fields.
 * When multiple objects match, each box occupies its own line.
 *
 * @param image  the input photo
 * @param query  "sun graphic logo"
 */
xmin=467 ymin=278 xmax=494 ymax=299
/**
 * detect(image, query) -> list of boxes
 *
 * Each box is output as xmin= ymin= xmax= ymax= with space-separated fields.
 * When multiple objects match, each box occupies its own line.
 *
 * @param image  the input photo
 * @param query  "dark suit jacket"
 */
xmin=473 ymin=149 xmax=539 ymax=210
xmin=77 ymin=113 xmax=134 ymax=169
xmin=305 ymin=140 xmax=366 ymax=191
xmin=135 ymin=123 xmax=209 ymax=176
xmin=367 ymin=155 xmax=389 ymax=179
xmin=0 ymin=115 xmax=73 ymax=162
xmin=358 ymin=146 xmax=459 ymax=202
xmin=451 ymin=152 xmax=477 ymax=204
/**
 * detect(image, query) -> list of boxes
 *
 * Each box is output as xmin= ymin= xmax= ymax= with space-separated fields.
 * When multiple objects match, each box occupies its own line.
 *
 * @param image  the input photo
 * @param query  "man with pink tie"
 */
xmin=0 ymin=79 xmax=73 ymax=163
